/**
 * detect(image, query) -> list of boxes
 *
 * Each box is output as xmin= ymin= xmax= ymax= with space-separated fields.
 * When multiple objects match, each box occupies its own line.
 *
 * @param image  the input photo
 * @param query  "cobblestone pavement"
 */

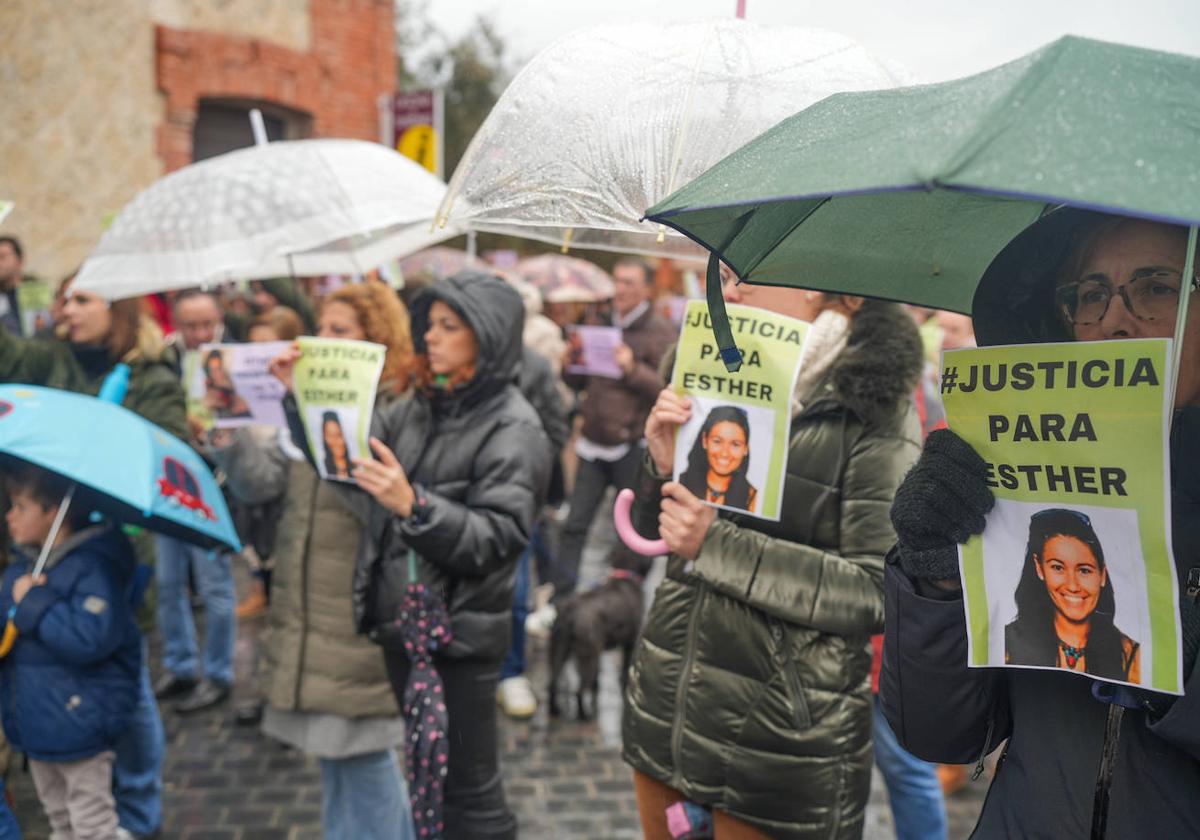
xmin=9 ymin=495 xmax=987 ymax=838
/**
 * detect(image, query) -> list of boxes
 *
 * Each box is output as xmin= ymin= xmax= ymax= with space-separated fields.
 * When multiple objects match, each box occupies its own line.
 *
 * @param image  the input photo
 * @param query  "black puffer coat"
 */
xmin=881 ymin=208 xmax=1200 ymax=838
xmin=353 ymin=273 xmax=552 ymax=661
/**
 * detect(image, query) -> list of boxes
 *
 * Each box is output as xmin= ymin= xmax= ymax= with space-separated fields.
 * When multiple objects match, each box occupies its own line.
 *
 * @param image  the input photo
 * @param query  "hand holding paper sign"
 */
xmin=268 ymin=342 xmax=302 ymax=392
xmin=614 ymin=343 xmax=635 ymax=376
xmin=890 ymin=428 xmax=996 ymax=587
xmin=646 ymin=389 xmax=693 ymax=476
xmin=353 ymin=437 xmax=415 ymax=517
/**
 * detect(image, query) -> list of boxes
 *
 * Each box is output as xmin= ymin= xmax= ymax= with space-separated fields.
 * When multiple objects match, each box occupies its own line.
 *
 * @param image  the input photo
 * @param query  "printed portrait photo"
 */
xmin=306 ymin=405 xmax=361 ymax=483
xmin=201 ymin=347 xmax=251 ymax=421
xmin=976 ymin=500 xmax=1151 ymax=687
xmin=673 ymin=397 xmax=775 ymax=517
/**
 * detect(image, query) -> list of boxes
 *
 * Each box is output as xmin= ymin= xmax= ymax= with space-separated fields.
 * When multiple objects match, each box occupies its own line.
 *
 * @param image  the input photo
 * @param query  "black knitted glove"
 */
xmin=890 ymin=428 xmax=996 ymax=581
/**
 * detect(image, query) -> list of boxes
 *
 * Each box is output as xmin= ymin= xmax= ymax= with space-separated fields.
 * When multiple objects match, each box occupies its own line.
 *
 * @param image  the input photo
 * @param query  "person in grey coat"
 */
xmin=882 ymin=208 xmax=1200 ymax=838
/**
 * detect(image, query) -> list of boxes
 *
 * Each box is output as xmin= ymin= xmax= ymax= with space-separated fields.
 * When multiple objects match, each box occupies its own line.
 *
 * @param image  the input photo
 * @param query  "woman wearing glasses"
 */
xmin=882 ymin=209 xmax=1200 ymax=837
xmin=1005 ymin=509 xmax=1141 ymax=683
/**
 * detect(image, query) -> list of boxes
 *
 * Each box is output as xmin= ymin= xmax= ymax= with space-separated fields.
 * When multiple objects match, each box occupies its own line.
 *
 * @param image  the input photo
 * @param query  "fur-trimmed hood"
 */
xmin=812 ymin=299 xmax=925 ymax=427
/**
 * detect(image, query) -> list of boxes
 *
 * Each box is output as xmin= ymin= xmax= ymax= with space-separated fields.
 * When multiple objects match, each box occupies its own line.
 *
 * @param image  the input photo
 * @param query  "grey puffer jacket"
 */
xmin=212 ymin=425 xmax=398 ymax=718
xmin=353 ymin=273 xmax=552 ymax=661
xmin=881 ymin=207 xmax=1200 ymax=839
xmin=624 ymin=300 xmax=924 ymax=839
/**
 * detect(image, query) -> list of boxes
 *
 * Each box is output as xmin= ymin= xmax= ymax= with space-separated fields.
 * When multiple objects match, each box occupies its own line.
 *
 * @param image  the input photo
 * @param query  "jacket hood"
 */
xmin=260 ymin=277 xmax=317 ymax=333
xmin=970 ymin=205 xmax=1108 ymax=348
xmin=15 ymin=524 xmax=135 ymax=579
xmin=824 ymin=299 xmax=925 ymax=426
xmin=409 ymin=271 xmax=526 ymax=407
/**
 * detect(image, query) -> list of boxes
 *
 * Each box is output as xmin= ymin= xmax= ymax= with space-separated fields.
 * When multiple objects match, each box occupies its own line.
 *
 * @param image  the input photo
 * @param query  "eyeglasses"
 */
xmin=1055 ymin=268 xmax=1198 ymax=327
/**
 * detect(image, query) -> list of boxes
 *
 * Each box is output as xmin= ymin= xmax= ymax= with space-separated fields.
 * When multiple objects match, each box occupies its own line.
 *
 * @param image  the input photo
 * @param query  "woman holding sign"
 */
xmin=309 ymin=272 xmax=551 ymax=840
xmin=883 ymin=210 xmax=1200 ymax=837
xmin=223 ymin=281 xmax=418 ymax=840
xmin=623 ymin=276 xmax=925 ymax=840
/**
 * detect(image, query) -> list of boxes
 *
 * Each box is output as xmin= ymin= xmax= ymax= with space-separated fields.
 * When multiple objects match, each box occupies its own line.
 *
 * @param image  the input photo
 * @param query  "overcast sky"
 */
xmin=423 ymin=0 xmax=1200 ymax=83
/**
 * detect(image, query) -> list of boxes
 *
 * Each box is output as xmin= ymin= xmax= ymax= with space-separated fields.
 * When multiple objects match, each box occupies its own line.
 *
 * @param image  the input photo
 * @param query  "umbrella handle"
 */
xmin=0 ymin=608 xmax=17 ymax=659
xmin=613 ymin=489 xmax=669 ymax=557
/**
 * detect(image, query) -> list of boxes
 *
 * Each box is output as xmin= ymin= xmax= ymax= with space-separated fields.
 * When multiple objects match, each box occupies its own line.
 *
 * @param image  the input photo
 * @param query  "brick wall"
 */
xmin=155 ymin=0 xmax=395 ymax=171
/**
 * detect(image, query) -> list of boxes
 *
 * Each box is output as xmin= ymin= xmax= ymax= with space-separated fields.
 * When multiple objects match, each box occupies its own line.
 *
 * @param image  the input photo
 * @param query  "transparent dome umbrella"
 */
xmin=434 ymin=19 xmax=905 ymax=258
xmin=72 ymin=139 xmax=460 ymax=300
xmin=516 ymin=254 xmax=614 ymax=304
xmin=644 ymin=36 xmax=1200 ymax=386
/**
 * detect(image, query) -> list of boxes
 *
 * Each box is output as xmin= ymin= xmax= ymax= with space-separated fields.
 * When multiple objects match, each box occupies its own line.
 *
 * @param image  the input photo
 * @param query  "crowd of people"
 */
xmin=0 ymin=207 xmax=1195 ymax=840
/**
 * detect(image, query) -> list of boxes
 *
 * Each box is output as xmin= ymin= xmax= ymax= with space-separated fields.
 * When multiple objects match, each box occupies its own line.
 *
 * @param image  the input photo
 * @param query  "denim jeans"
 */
xmin=113 ymin=644 xmax=165 ymax=837
xmin=500 ymin=537 xmax=533 ymax=681
xmin=553 ymin=447 xmax=643 ymax=596
xmin=155 ymin=534 xmax=236 ymax=685
xmin=873 ymin=697 xmax=947 ymax=840
xmin=318 ymin=750 xmax=415 ymax=840
xmin=0 ymin=776 xmax=21 ymax=840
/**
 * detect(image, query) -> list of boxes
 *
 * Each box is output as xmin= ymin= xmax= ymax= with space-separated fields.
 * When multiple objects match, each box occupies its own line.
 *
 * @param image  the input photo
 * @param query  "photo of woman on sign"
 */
xmin=321 ymin=410 xmax=352 ymax=480
xmin=1005 ymin=507 xmax=1141 ymax=683
xmin=202 ymin=347 xmax=251 ymax=420
xmin=679 ymin=405 xmax=758 ymax=513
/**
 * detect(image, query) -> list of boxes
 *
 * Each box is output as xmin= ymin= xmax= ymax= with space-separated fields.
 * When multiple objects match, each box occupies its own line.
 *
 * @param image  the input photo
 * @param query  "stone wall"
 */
xmin=156 ymin=0 xmax=395 ymax=171
xmin=1 ymin=0 xmax=394 ymax=285
xmin=0 ymin=0 xmax=161 ymax=284
xmin=149 ymin=0 xmax=311 ymax=53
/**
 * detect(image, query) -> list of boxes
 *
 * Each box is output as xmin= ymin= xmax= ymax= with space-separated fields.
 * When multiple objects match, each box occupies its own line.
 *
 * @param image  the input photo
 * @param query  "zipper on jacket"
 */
xmin=293 ymin=479 xmax=322 ymax=710
xmin=960 ymin=720 xmax=1008 ymax=835
xmin=971 ymin=715 xmax=996 ymax=781
xmin=775 ymin=622 xmax=812 ymax=730
xmin=669 ymin=586 xmax=705 ymax=790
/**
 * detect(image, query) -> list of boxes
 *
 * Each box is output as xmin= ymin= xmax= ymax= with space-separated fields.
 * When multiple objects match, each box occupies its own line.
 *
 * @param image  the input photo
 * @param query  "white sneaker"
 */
xmin=497 ymin=676 xmax=538 ymax=719
xmin=532 ymin=582 xmax=555 ymax=614
xmin=525 ymin=603 xmax=557 ymax=640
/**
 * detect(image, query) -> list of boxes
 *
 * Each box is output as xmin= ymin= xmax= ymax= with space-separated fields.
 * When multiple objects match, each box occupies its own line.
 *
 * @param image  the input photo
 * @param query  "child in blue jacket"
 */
xmin=1 ymin=465 xmax=140 ymax=838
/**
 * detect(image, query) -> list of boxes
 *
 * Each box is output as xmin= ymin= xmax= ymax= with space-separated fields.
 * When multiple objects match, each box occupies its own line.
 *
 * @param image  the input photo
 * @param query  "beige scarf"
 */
xmin=792 ymin=309 xmax=850 ymax=417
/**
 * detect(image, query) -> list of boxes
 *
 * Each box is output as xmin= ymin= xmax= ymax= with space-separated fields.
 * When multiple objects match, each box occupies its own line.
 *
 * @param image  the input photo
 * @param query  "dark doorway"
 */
xmin=192 ymin=100 xmax=311 ymax=162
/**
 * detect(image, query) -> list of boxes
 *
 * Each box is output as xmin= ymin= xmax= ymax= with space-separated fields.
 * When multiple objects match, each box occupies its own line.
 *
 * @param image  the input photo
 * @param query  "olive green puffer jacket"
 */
xmin=623 ymin=301 xmax=924 ymax=840
xmin=0 ymin=326 xmax=187 ymax=440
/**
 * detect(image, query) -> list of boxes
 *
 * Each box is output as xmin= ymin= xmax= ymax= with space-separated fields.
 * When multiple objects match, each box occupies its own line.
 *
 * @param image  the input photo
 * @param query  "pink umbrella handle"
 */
xmin=613 ymin=489 xmax=669 ymax=556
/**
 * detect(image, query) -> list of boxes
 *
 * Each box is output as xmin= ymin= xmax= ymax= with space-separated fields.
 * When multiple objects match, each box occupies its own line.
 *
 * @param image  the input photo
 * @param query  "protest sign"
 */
xmin=943 ymin=339 xmax=1181 ymax=694
xmin=670 ymin=300 xmax=809 ymax=521
xmin=565 ymin=325 xmax=623 ymax=379
xmin=182 ymin=350 xmax=214 ymax=433
xmin=193 ymin=342 xmax=291 ymax=430
xmin=293 ymin=337 xmax=386 ymax=483
xmin=15 ymin=280 xmax=53 ymax=337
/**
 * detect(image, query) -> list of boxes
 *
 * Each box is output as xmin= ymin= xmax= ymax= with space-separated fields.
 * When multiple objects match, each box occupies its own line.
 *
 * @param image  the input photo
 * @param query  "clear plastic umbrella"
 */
xmin=73 ymin=139 xmax=459 ymax=300
xmin=434 ymin=19 xmax=905 ymax=258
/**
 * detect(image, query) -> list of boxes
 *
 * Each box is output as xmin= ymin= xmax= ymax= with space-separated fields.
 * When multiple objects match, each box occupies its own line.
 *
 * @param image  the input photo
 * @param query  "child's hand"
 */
xmin=12 ymin=574 xmax=46 ymax=604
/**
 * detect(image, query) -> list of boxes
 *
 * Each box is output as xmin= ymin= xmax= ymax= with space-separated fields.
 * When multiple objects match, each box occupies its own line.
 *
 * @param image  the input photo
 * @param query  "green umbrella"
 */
xmin=644 ymin=36 xmax=1200 ymax=375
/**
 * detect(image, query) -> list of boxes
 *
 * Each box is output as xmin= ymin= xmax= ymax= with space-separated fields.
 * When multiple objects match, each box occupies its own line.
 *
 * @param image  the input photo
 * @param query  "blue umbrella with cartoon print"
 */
xmin=0 ymin=384 xmax=240 ymax=551
xmin=0 ymin=382 xmax=240 ymax=656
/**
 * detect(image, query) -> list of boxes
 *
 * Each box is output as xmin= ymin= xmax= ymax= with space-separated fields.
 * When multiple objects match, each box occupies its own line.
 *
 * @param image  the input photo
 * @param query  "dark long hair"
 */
xmin=1006 ymin=508 xmax=1129 ymax=678
xmin=679 ymin=406 xmax=753 ymax=510
xmin=321 ymin=411 xmax=348 ymax=477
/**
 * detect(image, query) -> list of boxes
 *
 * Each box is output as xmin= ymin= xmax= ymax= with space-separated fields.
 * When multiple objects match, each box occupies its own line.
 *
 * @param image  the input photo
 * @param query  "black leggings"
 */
xmin=384 ymin=653 xmax=516 ymax=840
